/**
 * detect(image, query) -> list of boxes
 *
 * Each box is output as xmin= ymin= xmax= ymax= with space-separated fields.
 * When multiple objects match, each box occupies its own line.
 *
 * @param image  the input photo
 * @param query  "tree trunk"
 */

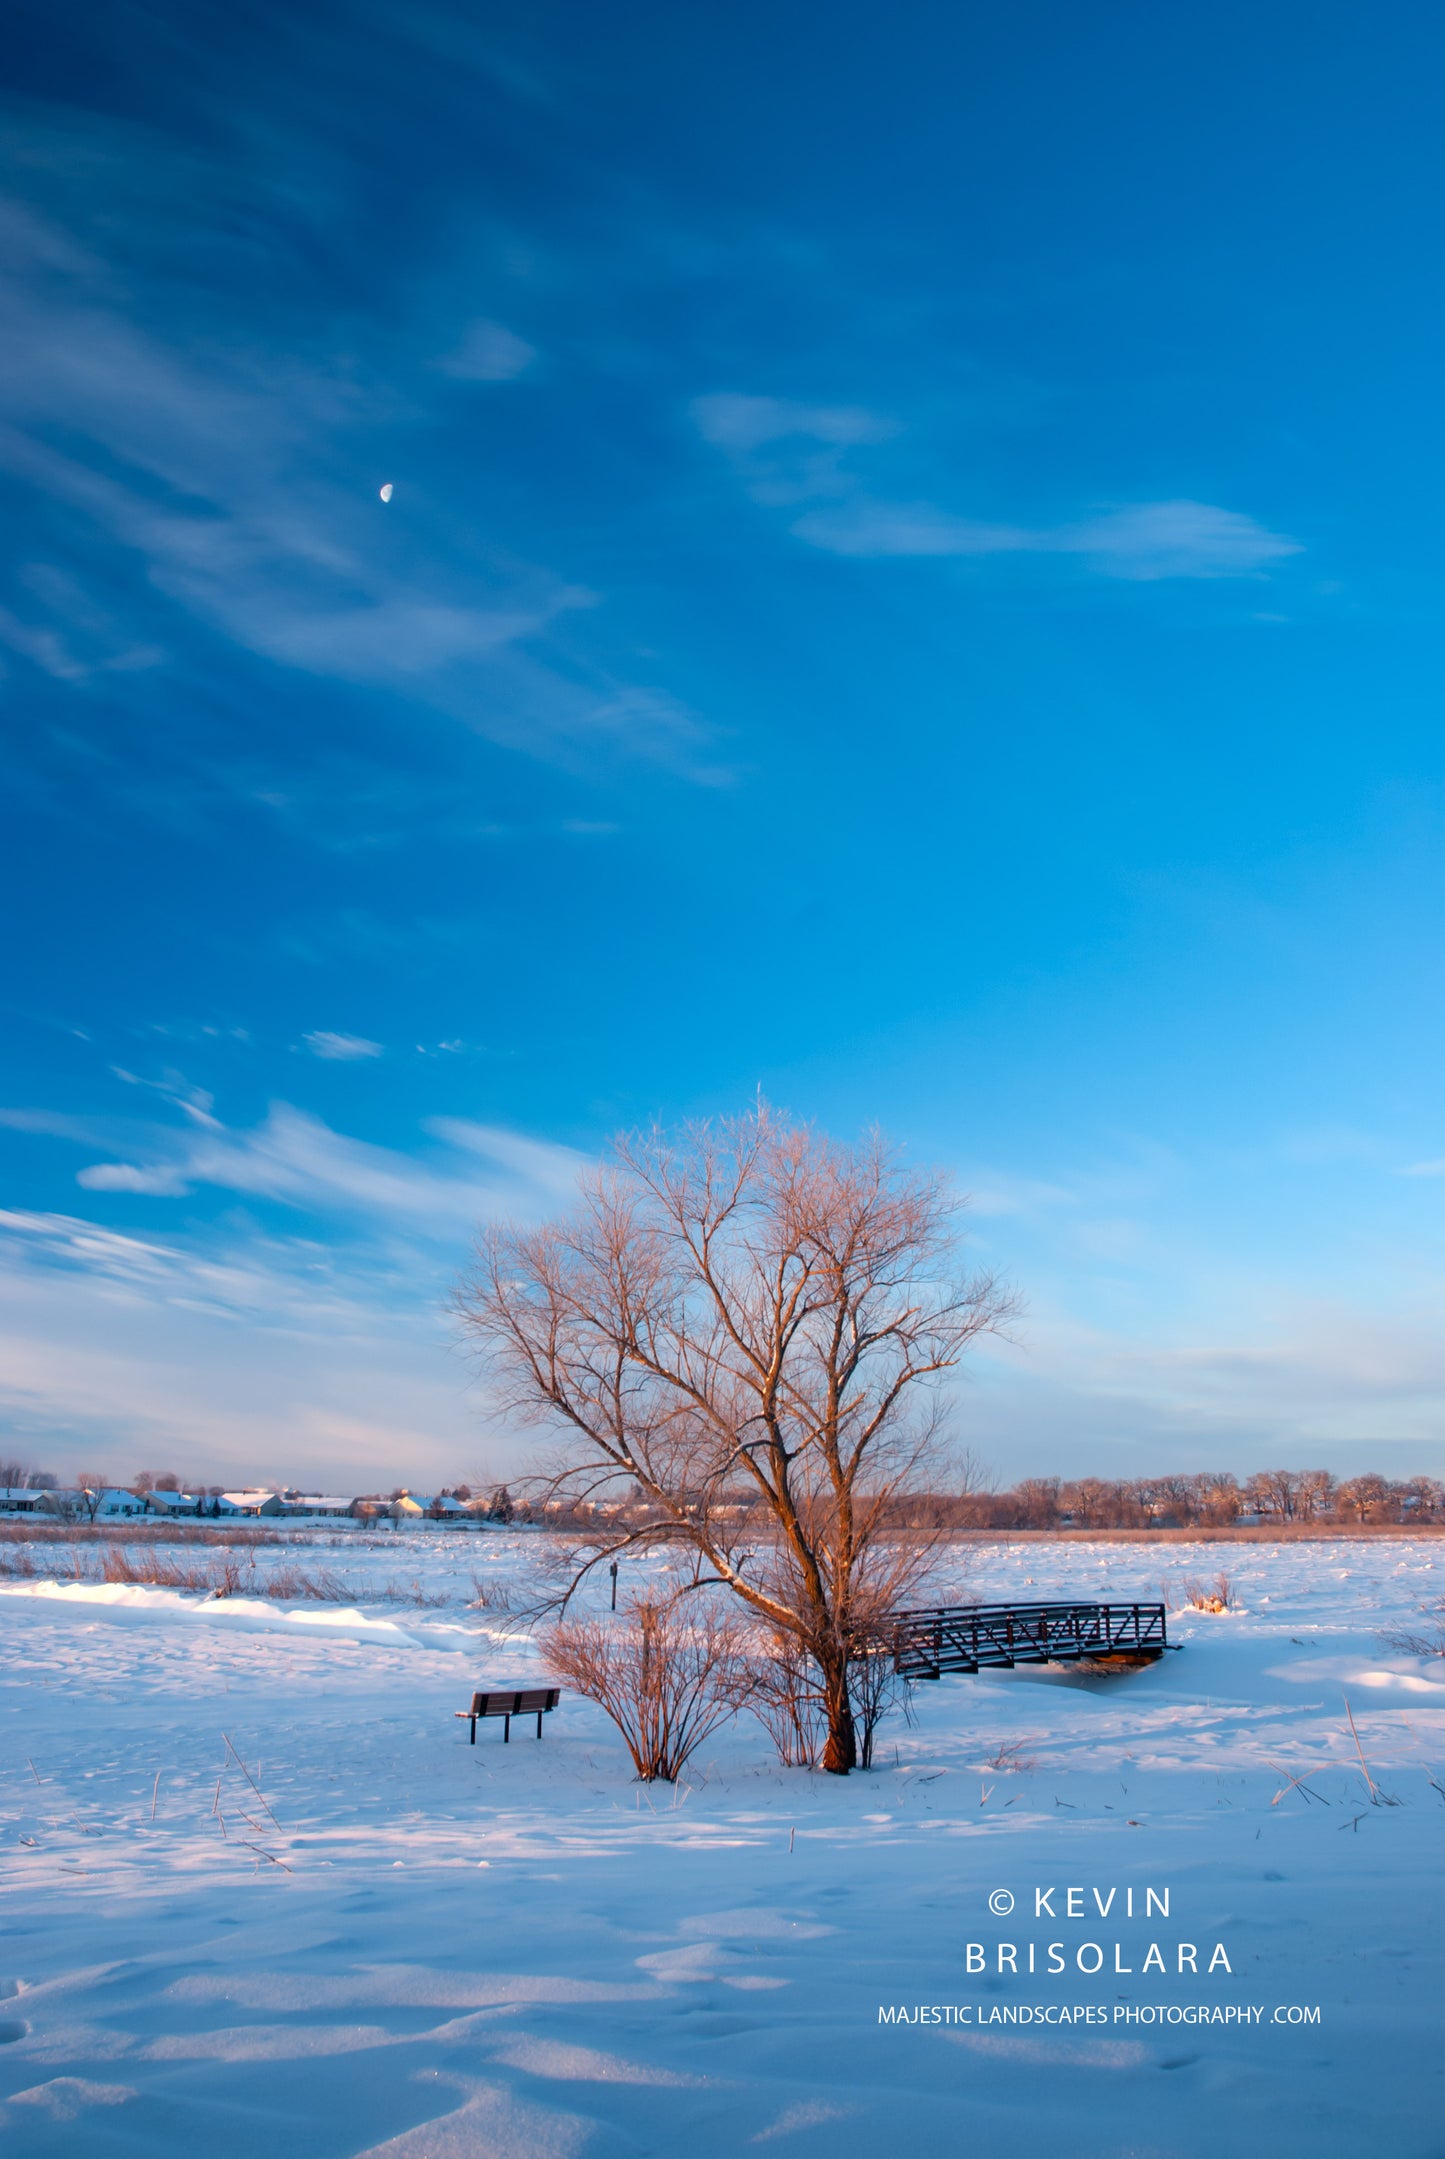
xmin=819 ymin=1652 xmax=857 ymax=1775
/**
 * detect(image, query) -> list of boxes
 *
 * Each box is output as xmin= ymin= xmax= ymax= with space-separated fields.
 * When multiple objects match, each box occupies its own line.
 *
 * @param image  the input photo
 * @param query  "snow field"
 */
xmin=1 ymin=1534 xmax=1443 ymax=2156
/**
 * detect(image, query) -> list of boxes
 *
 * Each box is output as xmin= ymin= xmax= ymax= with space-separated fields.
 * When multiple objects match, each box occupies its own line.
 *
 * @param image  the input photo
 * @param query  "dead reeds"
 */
xmin=1383 ymin=1598 xmax=1445 ymax=1658
xmin=1180 ymin=1573 xmax=1234 ymax=1614
xmin=0 ymin=1541 xmax=453 ymax=1606
xmin=0 ymin=1520 xmax=280 ymax=1549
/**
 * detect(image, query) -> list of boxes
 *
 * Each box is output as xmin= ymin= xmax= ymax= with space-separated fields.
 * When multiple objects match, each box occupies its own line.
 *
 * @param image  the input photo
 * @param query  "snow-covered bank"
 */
xmin=2 ymin=1536 xmax=1443 ymax=2155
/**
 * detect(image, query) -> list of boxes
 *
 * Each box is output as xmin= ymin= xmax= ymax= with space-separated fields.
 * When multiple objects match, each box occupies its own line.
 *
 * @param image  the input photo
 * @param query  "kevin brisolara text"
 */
xmin=877 ymin=2005 xmax=1323 ymax=2027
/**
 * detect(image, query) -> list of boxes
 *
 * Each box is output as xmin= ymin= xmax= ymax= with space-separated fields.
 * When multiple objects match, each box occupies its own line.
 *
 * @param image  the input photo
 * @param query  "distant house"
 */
xmin=144 ymin=1491 xmax=203 ymax=1517
xmin=462 ymin=1495 xmax=511 ymax=1526
xmin=423 ymin=1494 xmax=468 ymax=1521
xmin=91 ymin=1488 xmax=150 ymax=1520
xmin=383 ymin=1491 xmax=469 ymax=1526
xmin=211 ymin=1490 xmax=285 ymax=1518
xmin=279 ymin=1496 xmax=353 ymax=1519
xmin=38 ymin=1489 xmax=84 ymax=1518
xmin=0 ymin=1488 xmax=46 ymax=1515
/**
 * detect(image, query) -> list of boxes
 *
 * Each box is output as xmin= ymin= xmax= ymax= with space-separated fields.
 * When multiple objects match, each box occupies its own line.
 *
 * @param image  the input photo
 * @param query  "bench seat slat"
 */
xmin=468 ymin=1687 xmax=559 ymax=1714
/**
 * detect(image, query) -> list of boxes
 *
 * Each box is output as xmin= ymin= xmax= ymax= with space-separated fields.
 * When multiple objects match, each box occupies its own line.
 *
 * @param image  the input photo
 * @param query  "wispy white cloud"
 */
xmin=110 ymin=1067 xmax=221 ymax=1126
xmin=437 ymin=318 xmax=536 ymax=382
xmin=0 ymin=1102 xmax=594 ymax=1478
xmin=303 ymin=1031 xmax=384 ymax=1062
xmin=0 ymin=187 xmax=715 ymax=775
xmin=1059 ymin=501 xmax=1301 ymax=580
xmin=792 ymin=500 xmax=1030 ymax=558
xmin=76 ymin=1161 xmax=194 ymax=1197
xmin=792 ymin=494 xmax=1299 ymax=579
xmin=64 ymin=1100 xmax=585 ymax=1227
xmin=690 ymin=393 xmax=896 ymax=452
xmin=428 ymin=1118 xmax=590 ymax=1203
xmin=694 ymin=388 xmax=1300 ymax=581
xmin=0 ymin=1207 xmax=491 ymax=1483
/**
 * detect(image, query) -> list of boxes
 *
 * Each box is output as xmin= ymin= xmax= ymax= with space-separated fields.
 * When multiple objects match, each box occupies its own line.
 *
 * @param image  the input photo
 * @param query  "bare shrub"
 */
xmin=1180 ymin=1573 xmax=1233 ymax=1614
xmin=541 ymin=1595 xmax=755 ymax=1780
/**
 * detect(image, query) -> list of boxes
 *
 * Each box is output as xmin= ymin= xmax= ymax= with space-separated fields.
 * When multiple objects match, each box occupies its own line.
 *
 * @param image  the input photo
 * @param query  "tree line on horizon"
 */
xmin=881 ymin=1466 xmax=1444 ymax=1529
xmin=5 ymin=1463 xmax=1434 ymax=1532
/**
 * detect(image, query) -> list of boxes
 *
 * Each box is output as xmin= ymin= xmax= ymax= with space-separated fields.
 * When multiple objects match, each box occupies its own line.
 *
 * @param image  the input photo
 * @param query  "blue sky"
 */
xmin=4 ymin=0 xmax=1445 ymax=1489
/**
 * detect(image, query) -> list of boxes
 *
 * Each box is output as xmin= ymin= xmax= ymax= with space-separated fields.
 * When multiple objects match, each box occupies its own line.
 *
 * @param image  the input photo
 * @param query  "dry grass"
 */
xmin=978 ymin=1736 xmax=1043 ymax=1773
xmin=1383 ymin=1598 xmax=1445 ymax=1658
xmin=378 ymin=1576 xmax=453 ymax=1608
xmin=101 ymin=1547 xmax=247 ymax=1594
xmin=97 ymin=1548 xmax=354 ymax=1599
xmin=0 ymin=1520 xmax=281 ymax=1549
xmin=0 ymin=1539 xmax=456 ymax=1606
xmin=0 ymin=1545 xmax=84 ymax=1583
xmin=468 ymin=1574 xmax=521 ymax=1612
xmin=941 ymin=1524 xmax=1445 ymax=1544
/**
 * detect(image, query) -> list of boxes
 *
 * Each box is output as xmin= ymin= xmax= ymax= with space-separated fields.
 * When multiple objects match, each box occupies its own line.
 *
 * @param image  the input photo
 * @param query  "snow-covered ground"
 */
xmin=3 ymin=1533 xmax=1444 ymax=2157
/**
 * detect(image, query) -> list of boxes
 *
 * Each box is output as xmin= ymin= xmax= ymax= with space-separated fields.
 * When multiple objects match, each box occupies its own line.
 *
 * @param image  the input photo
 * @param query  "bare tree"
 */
xmin=1013 ymin=1476 xmax=1061 ymax=1529
xmin=73 ymin=1474 xmax=109 ymax=1523
xmin=1247 ymin=1468 xmax=1307 ymax=1522
xmin=456 ymin=1108 xmax=1016 ymax=1773
xmin=1336 ymin=1473 xmax=1389 ymax=1523
xmin=1295 ymin=1469 xmax=1335 ymax=1521
xmin=1186 ymin=1471 xmax=1241 ymax=1525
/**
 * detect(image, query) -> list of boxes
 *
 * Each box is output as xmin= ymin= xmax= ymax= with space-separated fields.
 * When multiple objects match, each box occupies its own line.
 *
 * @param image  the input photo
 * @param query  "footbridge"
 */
xmin=892 ymin=1599 xmax=1170 ymax=1680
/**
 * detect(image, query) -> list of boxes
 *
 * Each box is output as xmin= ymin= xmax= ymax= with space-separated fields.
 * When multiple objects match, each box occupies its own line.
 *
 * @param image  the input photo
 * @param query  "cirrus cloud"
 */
xmin=303 ymin=1031 xmax=384 ymax=1061
xmin=793 ymin=494 xmax=1300 ymax=578
xmin=694 ymin=389 xmax=1300 ymax=581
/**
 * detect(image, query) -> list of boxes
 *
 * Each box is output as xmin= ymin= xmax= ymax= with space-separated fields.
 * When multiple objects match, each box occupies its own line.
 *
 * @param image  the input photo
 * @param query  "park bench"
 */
xmin=455 ymin=1686 xmax=561 ymax=1743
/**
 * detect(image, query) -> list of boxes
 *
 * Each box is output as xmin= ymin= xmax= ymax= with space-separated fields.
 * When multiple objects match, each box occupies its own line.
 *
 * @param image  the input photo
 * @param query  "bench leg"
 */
xmin=503 ymin=1714 xmax=510 ymax=1742
xmin=469 ymin=1716 xmax=477 ymax=1745
xmin=536 ymin=1710 xmax=543 ymax=1739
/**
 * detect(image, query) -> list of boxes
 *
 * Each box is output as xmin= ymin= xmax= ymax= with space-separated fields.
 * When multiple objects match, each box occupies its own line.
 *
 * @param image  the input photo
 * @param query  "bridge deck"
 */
xmin=892 ymin=1599 xmax=1169 ymax=1679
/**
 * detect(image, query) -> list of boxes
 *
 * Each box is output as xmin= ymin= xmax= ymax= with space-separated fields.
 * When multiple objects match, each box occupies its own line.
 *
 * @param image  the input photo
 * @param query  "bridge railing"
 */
xmin=891 ymin=1599 xmax=1169 ymax=1677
